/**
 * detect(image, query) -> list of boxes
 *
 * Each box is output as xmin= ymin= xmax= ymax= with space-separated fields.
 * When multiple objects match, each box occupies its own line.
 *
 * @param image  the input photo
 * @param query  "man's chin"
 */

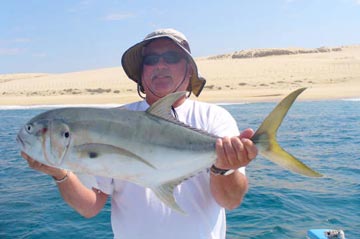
xmin=151 ymin=86 xmax=174 ymax=96
xmin=154 ymin=90 xmax=172 ymax=98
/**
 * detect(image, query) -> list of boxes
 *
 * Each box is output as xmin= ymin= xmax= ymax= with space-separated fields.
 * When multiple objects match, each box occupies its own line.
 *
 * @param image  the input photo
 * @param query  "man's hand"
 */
xmin=215 ymin=128 xmax=258 ymax=170
xmin=21 ymin=152 xmax=67 ymax=180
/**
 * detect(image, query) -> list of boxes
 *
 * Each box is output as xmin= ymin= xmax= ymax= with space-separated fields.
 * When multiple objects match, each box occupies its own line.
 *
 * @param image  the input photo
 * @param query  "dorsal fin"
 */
xmin=146 ymin=91 xmax=186 ymax=122
xmin=146 ymin=91 xmax=219 ymax=140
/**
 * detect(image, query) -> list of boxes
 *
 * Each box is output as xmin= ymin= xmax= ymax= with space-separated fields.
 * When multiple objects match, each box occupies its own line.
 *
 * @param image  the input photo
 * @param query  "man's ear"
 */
xmin=186 ymin=68 xmax=193 ymax=95
xmin=187 ymin=63 xmax=194 ymax=78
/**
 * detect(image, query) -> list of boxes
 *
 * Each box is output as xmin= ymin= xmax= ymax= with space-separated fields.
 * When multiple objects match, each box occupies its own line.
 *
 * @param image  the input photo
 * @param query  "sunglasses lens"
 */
xmin=143 ymin=51 xmax=184 ymax=66
xmin=163 ymin=52 xmax=182 ymax=64
xmin=143 ymin=55 xmax=160 ymax=66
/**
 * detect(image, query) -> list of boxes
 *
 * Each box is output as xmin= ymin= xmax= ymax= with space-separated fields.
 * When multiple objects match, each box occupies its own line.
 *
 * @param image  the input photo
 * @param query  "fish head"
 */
xmin=17 ymin=117 xmax=72 ymax=167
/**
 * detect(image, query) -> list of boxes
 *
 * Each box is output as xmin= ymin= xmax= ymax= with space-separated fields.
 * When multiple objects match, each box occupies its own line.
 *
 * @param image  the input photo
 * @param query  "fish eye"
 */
xmin=25 ymin=124 xmax=33 ymax=133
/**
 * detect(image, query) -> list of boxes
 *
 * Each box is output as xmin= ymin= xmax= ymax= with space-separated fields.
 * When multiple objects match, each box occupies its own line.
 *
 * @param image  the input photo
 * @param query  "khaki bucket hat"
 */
xmin=121 ymin=28 xmax=206 ymax=97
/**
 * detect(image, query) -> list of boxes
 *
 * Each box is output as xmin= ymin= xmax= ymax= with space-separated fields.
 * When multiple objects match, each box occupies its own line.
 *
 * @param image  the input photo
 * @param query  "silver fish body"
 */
xmin=17 ymin=89 xmax=322 ymax=213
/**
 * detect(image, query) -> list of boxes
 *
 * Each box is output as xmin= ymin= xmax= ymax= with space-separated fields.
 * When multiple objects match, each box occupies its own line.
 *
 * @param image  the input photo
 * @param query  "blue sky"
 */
xmin=1 ymin=0 xmax=359 ymax=74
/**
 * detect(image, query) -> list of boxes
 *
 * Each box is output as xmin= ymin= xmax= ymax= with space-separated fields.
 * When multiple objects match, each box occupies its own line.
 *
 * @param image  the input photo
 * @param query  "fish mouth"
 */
xmin=16 ymin=135 xmax=26 ymax=149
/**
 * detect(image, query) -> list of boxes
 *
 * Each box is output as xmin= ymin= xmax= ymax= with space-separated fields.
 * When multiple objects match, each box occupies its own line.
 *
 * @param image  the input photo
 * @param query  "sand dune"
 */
xmin=1 ymin=45 xmax=359 ymax=106
xmin=207 ymin=46 xmax=343 ymax=60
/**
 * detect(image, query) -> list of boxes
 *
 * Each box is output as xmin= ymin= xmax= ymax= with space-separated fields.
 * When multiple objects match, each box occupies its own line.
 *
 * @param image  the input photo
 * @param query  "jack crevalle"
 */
xmin=17 ymin=88 xmax=322 ymax=213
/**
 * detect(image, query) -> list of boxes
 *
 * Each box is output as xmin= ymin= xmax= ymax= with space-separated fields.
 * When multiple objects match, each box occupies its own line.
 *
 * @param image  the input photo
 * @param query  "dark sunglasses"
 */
xmin=143 ymin=51 xmax=186 ymax=66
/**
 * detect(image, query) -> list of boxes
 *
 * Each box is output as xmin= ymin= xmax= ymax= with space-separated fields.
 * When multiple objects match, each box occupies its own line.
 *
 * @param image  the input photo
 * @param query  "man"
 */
xmin=22 ymin=28 xmax=258 ymax=238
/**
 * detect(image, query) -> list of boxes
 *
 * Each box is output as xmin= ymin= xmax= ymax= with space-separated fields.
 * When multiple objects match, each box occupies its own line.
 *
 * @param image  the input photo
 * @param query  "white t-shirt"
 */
xmin=96 ymin=99 xmax=243 ymax=239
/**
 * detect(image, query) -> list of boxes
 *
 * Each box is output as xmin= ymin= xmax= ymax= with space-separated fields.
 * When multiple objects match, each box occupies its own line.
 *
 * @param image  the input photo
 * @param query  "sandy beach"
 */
xmin=1 ymin=45 xmax=359 ymax=106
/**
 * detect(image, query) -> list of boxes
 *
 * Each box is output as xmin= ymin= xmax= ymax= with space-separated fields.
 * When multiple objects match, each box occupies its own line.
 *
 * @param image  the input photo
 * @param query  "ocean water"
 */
xmin=0 ymin=100 xmax=359 ymax=238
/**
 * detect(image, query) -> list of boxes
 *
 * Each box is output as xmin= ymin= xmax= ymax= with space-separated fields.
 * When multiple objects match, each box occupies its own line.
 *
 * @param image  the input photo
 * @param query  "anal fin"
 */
xmin=152 ymin=179 xmax=187 ymax=215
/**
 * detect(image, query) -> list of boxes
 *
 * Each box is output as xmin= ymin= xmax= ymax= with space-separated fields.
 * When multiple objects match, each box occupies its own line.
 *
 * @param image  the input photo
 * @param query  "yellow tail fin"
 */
xmin=251 ymin=88 xmax=322 ymax=177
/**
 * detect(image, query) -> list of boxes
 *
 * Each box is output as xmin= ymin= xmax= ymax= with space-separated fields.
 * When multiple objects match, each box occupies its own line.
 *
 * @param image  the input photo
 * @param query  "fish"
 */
xmin=17 ymin=87 xmax=322 ymax=213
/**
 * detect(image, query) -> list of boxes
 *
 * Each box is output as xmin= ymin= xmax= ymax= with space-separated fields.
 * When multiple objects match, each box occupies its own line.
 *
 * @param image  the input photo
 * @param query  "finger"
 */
xmin=222 ymin=137 xmax=238 ymax=167
xmin=241 ymin=138 xmax=258 ymax=160
xmin=21 ymin=151 xmax=31 ymax=161
xmin=21 ymin=152 xmax=37 ymax=166
xmin=215 ymin=138 xmax=229 ymax=168
xmin=215 ymin=138 xmax=225 ymax=160
xmin=232 ymin=137 xmax=254 ymax=168
xmin=240 ymin=128 xmax=255 ymax=139
xmin=21 ymin=152 xmax=43 ymax=170
xmin=20 ymin=152 xmax=65 ymax=177
xmin=28 ymin=158 xmax=42 ymax=169
xmin=230 ymin=136 xmax=244 ymax=162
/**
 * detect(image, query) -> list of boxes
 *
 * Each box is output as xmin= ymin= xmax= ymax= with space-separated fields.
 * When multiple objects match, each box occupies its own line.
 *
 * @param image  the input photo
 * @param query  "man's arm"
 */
xmin=210 ymin=129 xmax=258 ymax=210
xmin=22 ymin=152 xmax=108 ymax=218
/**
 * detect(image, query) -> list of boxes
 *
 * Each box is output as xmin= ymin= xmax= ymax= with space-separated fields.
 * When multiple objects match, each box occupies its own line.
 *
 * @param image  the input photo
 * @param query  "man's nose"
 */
xmin=156 ymin=57 xmax=168 ymax=67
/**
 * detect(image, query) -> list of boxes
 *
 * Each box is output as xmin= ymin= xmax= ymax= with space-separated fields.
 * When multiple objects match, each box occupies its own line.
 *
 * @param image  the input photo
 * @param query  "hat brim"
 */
xmin=121 ymin=35 xmax=206 ymax=97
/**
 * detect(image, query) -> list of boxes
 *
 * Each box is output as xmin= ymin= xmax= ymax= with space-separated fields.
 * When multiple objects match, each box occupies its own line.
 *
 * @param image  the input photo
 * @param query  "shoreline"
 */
xmin=1 ymin=96 xmax=358 ymax=110
xmin=1 ymin=84 xmax=359 ymax=107
xmin=1 ymin=45 xmax=359 ymax=106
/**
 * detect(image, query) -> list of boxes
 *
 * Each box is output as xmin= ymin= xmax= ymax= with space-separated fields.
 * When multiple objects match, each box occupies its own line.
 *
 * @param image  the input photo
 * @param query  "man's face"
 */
xmin=141 ymin=38 xmax=191 ymax=101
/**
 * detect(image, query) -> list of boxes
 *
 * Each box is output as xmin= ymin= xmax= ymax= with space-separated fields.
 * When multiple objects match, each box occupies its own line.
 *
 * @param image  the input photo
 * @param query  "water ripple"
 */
xmin=0 ymin=101 xmax=359 ymax=238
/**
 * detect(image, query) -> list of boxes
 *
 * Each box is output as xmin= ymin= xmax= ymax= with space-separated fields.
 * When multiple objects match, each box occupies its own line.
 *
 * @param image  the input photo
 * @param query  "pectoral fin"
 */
xmin=75 ymin=143 xmax=156 ymax=169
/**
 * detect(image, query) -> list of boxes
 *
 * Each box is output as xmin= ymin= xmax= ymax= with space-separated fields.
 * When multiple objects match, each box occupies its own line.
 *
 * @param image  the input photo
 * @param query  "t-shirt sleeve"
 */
xmin=207 ymin=105 xmax=246 ymax=175
xmin=208 ymin=106 xmax=240 ymax=138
